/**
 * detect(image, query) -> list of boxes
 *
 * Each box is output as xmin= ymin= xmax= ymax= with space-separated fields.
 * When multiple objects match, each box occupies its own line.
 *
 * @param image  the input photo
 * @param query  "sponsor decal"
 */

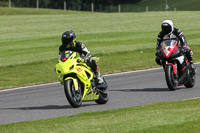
xmin=76 ymin=68 xmax=83 ymax=72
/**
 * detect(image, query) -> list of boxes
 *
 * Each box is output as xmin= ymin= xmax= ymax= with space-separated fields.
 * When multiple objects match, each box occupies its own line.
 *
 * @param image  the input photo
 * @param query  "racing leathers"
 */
xmin=155 ymin=28 xmax=196 ymax=74
xmin=59 ymin=41 xmax=103 ymax=84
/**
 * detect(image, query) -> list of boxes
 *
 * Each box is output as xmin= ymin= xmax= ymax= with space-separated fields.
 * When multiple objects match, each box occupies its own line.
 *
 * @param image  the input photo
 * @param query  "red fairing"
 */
xmin=186 ymin=59 xmax=188 ymax=64
xmin=161 ymin=43 xmax=178 ymax=58
xmin=181 ymin=60 xmax=188 ymax=71
xmin=181 ymin=67 xmax=186 ymax=71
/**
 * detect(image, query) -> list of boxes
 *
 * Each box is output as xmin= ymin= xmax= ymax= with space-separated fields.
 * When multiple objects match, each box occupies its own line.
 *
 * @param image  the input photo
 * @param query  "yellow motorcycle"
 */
xmin=55 ymin=50 xmax=109 ymax=108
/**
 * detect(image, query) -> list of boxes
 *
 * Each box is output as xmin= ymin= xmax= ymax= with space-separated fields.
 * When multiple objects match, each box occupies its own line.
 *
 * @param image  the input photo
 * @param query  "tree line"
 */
xmin=0 ymin=0 xmax=141 ymax=11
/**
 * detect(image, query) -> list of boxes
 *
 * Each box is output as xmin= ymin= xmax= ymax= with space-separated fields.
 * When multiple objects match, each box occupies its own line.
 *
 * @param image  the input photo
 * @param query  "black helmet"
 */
xmin=161 ymin=20 xmax=174 ymax=35
xmin=61 ymin=30 xmax=76 ymax=46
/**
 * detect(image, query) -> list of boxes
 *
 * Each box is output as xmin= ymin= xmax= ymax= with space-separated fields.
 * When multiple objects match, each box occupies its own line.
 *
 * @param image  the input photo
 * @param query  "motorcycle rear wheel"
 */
xmin=64 ymin=79 xmax=82 ymax=108
xmin=184 ymin=71 xmax=196 ymax=88
xmin=95 ymin=78 xmax=109 ymax=104
xmin=165 ymin=65 xmax=178 ymax=91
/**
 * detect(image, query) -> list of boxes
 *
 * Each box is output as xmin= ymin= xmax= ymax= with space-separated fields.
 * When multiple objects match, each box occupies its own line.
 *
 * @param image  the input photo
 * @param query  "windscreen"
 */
xmin=161 ymin=40 xmax=178 ymax=48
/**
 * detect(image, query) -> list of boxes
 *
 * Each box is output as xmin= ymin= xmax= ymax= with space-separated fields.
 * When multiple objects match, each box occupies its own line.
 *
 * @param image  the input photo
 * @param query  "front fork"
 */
xmin=165 ymin=61 xmax=178 ymax=79
xmin=64 ymin=77 xmax=79 ymax=91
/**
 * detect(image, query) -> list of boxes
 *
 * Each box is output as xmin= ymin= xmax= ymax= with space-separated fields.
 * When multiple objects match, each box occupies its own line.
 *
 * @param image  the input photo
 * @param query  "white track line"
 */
xmin=1 ymin=63 xmax=199 ymax=92
xmin=0 ymin=82 xmax=60 ymax=92
xmin=104 ymin=67 xmax=162 ymax=77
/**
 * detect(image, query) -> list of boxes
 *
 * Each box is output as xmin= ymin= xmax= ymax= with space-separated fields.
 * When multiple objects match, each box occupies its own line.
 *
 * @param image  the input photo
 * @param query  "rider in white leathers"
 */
xmin=155 ymin=20 xmax=196 ymax=74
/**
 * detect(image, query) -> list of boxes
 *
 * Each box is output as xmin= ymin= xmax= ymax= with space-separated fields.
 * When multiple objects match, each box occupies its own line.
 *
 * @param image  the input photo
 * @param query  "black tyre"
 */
xmin=165 ymin=65 xmax=178 ymax=91
xmin=64 ymin=79 xmax=82 ymax=108
xmin=95 ymin=78 xmax=109 ymax=104
xmin=184 ymin=71 xmax=196 ymax=88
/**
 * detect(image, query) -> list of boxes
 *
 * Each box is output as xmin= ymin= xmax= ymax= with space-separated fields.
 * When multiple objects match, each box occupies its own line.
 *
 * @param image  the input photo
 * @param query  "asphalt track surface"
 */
xmin=0 ymin=64 xmax=200 ymax=125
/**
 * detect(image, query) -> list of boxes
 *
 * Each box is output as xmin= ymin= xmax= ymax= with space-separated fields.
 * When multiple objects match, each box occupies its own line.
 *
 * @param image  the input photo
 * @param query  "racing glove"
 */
xmin=180 ymin=46 xmax=187 ymax=53
xmin=83 ymin=53 xmax=92 ymax=63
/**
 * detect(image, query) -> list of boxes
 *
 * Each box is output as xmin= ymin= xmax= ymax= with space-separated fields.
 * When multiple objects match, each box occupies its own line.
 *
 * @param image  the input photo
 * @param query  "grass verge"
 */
xmin=0 ymin=9 xmax=200 ymax=90
xmin=1 ymin=98 xmax=200 ymax=133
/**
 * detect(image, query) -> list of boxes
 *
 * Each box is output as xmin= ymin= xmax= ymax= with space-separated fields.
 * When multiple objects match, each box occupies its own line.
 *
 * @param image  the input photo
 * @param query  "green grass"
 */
xmin=1 ymin=8 xmax=200 ymax=132
xmin=0 ymin=9 xmax=200 ymax=89
xmin=136 ymin=0 xmax=200 ymax=11
xmin=1 ymin=98 xmax=200 ymax=133
xmin=0 ymin=7 xmax=88 ymax=15
xmin=105 ymin=0 xmax=200 ymax=12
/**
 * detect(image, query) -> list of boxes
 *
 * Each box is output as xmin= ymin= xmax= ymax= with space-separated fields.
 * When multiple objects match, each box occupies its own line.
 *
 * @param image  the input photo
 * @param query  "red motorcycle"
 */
xmin=156 ymin=40 xmax=196 ymax=91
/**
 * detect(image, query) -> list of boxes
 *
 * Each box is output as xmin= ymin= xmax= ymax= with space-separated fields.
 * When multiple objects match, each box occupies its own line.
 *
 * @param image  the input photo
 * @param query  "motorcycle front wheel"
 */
xmin=64 ymin=79 xmax=82 ymax=108
xmin=165 ymin=65 xmax=178 ymax=91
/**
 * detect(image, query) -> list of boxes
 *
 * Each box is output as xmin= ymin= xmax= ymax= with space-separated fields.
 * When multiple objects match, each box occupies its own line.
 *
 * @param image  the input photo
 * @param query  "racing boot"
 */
xmin=186 ymin=49 xmax=197 ymax=75
xmin=95 ymin=69 xmax=104 ymax=84
xmin=190 ymin=61 xmax=197 ymax=75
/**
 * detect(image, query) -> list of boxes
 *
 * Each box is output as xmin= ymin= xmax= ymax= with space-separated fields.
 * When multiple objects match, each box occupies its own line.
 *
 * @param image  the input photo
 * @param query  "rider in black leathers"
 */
xmin=59 ymin=30 xmax=103 ymax=84
xmin=155 ymin=20 xmax=196 ymax=74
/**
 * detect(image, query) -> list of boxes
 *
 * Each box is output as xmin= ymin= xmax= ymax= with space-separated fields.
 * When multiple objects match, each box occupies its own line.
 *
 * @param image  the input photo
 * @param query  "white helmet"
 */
xmin=161 ymin=20 xmax=174 ymax=34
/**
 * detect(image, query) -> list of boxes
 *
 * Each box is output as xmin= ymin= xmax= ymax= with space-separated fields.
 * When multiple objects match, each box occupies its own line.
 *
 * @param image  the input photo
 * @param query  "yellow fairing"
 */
xmin=64 ymin=77 xmax=78 ymax=91
xmin=82 ymin=86 xmax=99 ymax=101
xmin=55 ymin=51 xmax=99 ymax=101
xmin=66 ymin=65 xmax=99 ymax=101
